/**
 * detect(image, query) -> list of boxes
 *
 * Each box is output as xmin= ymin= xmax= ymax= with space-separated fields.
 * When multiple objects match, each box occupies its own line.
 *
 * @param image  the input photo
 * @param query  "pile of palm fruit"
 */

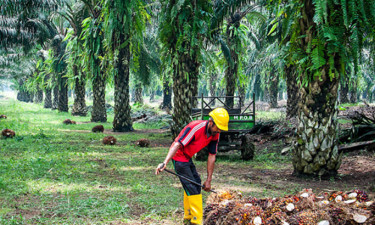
xmin=204 ymin=189 xmax=374 ymax=225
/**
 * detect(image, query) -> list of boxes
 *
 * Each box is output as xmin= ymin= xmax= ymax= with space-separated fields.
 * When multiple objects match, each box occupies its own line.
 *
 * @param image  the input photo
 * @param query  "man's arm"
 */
xmin=203 ymin=153 xmax=216 ymax=191
xmin=155 ymin=141 xmax=182 ymax=175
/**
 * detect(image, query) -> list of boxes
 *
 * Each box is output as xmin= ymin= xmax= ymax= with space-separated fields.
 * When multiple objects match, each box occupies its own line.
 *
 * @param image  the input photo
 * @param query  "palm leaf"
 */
xmin=218 ymin=38 xmax=233 ymax=67
xmin=211 ymin=0 xmax=254 ymax=35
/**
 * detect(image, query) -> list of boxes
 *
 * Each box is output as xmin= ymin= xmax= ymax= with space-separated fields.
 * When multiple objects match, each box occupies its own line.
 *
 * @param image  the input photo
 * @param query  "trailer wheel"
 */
xmin=241 ymin=136 xmax=255 ymax=160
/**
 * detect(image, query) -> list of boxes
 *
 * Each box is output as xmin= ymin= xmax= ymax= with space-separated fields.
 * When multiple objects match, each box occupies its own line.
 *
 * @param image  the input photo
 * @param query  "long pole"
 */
xmin=164 ymin=168 xmax=217 ymax=193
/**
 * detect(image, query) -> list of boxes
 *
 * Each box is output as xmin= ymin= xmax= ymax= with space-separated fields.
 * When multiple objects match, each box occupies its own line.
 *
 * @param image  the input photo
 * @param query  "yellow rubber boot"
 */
xmin=187 ymin=194 xmax=203 ymax=225
xmin=183 ymin=191 xmax=192 ymax=220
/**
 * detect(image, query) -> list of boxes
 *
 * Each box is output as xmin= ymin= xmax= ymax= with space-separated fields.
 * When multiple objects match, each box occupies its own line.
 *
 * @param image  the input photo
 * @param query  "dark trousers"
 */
xmin=172 ymin=159 xmax=201 ymax=196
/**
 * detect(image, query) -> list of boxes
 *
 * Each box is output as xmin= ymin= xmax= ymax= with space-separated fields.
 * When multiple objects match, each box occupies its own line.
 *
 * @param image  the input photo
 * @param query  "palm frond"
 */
xmin=218 ymin=38 xmax=233 ymax=67
xmin=211 ymin=0 xmax=254 ymax=35
xmin=248 ymin=31 xmax=261 ymax=50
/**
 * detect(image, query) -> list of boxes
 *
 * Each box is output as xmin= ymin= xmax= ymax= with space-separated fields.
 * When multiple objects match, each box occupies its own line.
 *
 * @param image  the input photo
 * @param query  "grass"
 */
xmin=0 ymin=97 xmax=308 ymax=224
xmin=339 ymin=102 xmax=364 ymax=108
xmin=256 ymin=111 xmax=285 ymax=121
xmin=0 ymin=98 xmax=181 ymax=224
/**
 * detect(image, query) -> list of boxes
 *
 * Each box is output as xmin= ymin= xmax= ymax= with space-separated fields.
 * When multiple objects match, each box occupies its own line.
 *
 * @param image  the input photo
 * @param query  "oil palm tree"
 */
xmin=159 ymin=0 xmax=212 ymax=137
xmin=1 ymin=0 xmax=62 ymax=52
xmin=81 ymin=0 xmax=107 ymax=122
xmin=101 ymin=0 xmax=149 ymax=131
xmin=61 ymin=2 xmax=89 ymax=116
xmin=210 ymin=0 xmax=262 ymax=109
xmin=1 ymin=0 xmax=63 ymax=104
xmin=51 ymin=33 xmax=69 ymax=112
xmin=272 ymin=0 xmax=375 ymax=177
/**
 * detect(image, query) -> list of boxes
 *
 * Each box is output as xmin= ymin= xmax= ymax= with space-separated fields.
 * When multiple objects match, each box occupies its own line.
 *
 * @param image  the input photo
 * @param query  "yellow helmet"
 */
xmin=209 ymin=108 xmax=229 ymax=131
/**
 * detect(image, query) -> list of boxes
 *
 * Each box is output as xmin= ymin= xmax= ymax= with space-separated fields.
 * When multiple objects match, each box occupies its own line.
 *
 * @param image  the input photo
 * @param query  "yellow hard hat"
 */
xmin=209 ymin=108 xmax=229 ymax=131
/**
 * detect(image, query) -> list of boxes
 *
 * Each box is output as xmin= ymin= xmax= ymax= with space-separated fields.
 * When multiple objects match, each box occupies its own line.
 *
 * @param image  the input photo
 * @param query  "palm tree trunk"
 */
xmin=52 ymin=85 xmax=59 ymax=110
xmin=29 ymin=92 xmax=34 ymax=102
xmin=286 ymin=66 xmax=299 ymax=118
xmin=254 ymin=74 xmax=261 ymax=101
xmin=269 ymin=70 xmax=279 ymax=108
xmin=91 ymin=73 xmax=107 ymax=122
xmin=225 ymin=53 xmax=237 ymax=109
xmin=349 ymin=79 xmax=357 ymax=103
xmin=340 ymin=76 xmax=349 ymax=104
xmin=149 ymin=90 xmax=155 ymax=102
xmin=209 ymin=73 xmax=217 ymax=106
xmin=201 ymin=81 xmax=208 ymax=96
xmin=17 ymin=91 xmax=26 ymax=102
xmin=171 ymin=52 xmax=199 ymax=138
xmin=131 ymin=88 xmax=136 ymax=102
xmin=263 ymin=81 xmax=269 ymax=103
xmin=86 ymin=88 xmax=92 ymax=100
xmin=18 ymin=79 xmax=33 ymax=102
xmin=363 ymin=85 xmax=368 ymax=100
xmin=17 ymin=81 xmax=31 ymax=102
xmin=34 ymin=86 xmax=43 ymax=103
xmin=160 ymin=75 xmax=172 ymax=110
xmin=113 ymin=38 xmax=133 ymax=132
xmin=58 ymin=75 xmax=69 ymax=112
xmin=191 ymin=72 xmax=199 ymax=108
xmin=292 ymin=0 xmax=342 ymax=177
xmin=238 ymin=83 xmax=245 ymax=107
xmin=364 ymin=84 xmax=373 ymax=102
xmin=224 ymin=19 xmax=240 ymax=109
xmin=293 ymin=76 xmax=342 ymax=177
xmin=72 ymin=66 xmax=87 ymax=116
xmin=135 ymin=83 xmax=143 ymax=105
xmin=44 ymin=88 xmax=52 ymax=108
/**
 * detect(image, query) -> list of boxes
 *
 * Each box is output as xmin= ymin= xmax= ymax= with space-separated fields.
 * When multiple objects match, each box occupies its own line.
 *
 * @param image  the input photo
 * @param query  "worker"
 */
xmin=155 ymin=108 xmax=229 ymax=225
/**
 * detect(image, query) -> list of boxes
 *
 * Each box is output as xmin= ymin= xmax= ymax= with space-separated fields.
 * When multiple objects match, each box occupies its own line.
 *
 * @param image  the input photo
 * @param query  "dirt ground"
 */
xmin=152 ymin=129 xmax=375 ymax=198
xmin=127 ymin=124 xmax=373 ymax=197
xmin=69 ymin=101 xmax=375 ymax=224
xmin=220 ymin=141 xmax=375 ymax=197
xmin=118 ymin=131 xmax=375 ymax=225
xmin=46 ymin=100 xmax=375 ymax=224
xmin=149 ymin=130 xmax=375 ymax=199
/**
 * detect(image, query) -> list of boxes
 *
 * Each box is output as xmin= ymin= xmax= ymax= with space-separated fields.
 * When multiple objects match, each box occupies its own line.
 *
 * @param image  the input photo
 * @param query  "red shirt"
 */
xmin=172 ymin=120 xmax=220 ymax=162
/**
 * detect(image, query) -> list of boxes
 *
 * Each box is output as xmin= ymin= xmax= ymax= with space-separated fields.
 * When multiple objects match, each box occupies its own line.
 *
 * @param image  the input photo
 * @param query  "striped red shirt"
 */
xmin=172 ymin=120 xmax=220 ymax=162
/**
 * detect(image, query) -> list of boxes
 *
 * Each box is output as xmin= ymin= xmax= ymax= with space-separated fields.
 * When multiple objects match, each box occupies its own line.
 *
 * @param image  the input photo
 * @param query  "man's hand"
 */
xmin=155 ymin=142 xmax=181 ymax=175
xmin=155 ymin=163 xmax=166 ymax=175
xmin=203 ymin=180 xmax=211 ymax=192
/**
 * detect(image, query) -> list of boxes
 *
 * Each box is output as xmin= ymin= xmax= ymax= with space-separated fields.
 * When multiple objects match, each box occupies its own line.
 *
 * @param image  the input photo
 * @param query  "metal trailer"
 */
xmin=191 ymin=94 xmax=256 ymax=160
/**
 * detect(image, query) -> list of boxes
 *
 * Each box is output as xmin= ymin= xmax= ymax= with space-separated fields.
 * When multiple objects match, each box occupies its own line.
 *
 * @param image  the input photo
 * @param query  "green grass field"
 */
xmin=0 ymin=98 xmax=294 ymax=224
xmin=0 ymin=98 xmax=184 ymax=224
xmin=2 ymin=97 xmax=371 ymax=224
